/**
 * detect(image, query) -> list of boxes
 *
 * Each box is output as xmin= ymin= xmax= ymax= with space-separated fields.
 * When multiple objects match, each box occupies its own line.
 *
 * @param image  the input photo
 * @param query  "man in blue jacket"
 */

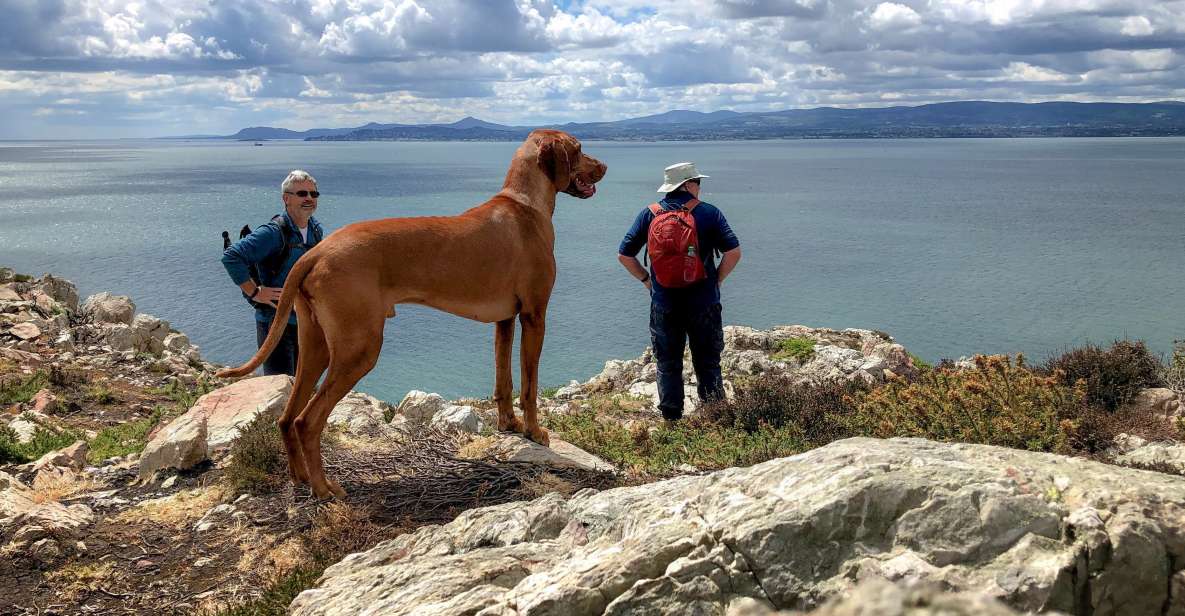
xmin=222 ymin=170 xmax=325 ymax=376
xmin=618 ymin=162 xmax=742 ymax=422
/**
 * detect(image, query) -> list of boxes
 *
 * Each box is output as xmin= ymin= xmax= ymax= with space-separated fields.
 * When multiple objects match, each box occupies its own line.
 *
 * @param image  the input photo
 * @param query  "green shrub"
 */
xmin=540 ymin=385 xmax=561 ymax=399
xmin=0 ymin=423 xmax=83 ymax=464
xmin=0 ymin=426 xmax=24 ymax=464
xmin=0 ymin=371 xmax=49 ymax=405
xmin=698 ymin=374 xmax=862 ymax=446
xmin=772 ymin=337 xmax=816 ymax=362
xmin=908 ymin=353 xmax=932 ymax=372
xmin=845 ymin=354 xmax=1081 ymax=454
xmin=12 ymin=274 xmax=32 ymax=283
xmin=87 ymin=407 xmax=164 ymax=463
xmin=546 ymin=410 xmax=806 ymax=475
xmin=1043 ymin=340 xmax=1162 ymax=411
xmin=225 ymin=413 xmax=286 ymax=494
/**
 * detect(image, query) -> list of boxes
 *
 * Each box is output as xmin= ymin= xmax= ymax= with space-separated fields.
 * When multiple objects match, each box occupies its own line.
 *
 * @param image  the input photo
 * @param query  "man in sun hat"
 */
xmin=617 ymin=162 xmax=742 ymax=422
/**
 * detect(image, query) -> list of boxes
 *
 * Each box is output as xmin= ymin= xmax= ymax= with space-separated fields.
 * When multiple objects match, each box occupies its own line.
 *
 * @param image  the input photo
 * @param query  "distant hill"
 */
xmin=191 ymin=101 xmax=1185 ymax=141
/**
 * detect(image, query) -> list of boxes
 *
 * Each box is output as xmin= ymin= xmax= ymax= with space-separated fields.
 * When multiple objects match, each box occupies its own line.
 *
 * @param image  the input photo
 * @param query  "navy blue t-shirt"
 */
xmin=619 ymin=192 xmax=740 ymax=311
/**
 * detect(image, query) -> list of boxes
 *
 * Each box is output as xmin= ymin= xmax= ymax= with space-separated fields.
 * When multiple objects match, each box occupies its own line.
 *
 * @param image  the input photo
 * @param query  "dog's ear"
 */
xmin=539 ymin=136 xmax=573 ymax=192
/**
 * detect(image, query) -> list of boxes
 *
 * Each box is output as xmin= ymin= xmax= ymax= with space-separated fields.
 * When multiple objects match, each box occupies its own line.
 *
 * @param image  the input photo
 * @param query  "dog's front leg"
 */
xmin=494 ymin=318 xmax=524 ymax=433
xmin=518 ymin=310 xmax=550 ymax=446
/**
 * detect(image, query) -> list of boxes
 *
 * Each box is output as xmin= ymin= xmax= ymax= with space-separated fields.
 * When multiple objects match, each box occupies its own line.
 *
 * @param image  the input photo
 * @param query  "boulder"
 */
xmin=483 ymin=434 xmax=614 ymax=472
xmin=100 ymin=323 xmax=136 ymax=352
xmin=1110 ymin=434 xmax=1185 ymax=474
xmin=33 ymin=275 xmax=79 ymax=313
xmin=131 ymin=314 xmax=170 ymax=355
xmin=396 ymin=390 xmax=447 ymax=428
xmin=138 ymin=416 xmax=208 ymax=478
xmin=138 ymin=376 xmax=292 ymax=479
xmin=9 ymin=322 xmax=41 ymax=341
xmin=28 ymin=388 xmax=58 ymax=414
xmin=163 ymin=332 xmax=191 ymax=354
xmin=31 ymin=441 xmax=88 ymax=472
xmin=81 ymin=292 xmax=135 ymax=325
xmin=430 ymin=405 xmax=484 ymax=434
xmin=291 ymin=438 xmax=1185 ymax=616
xmin=177 ymin=375 xmax=291 ymax=452
xmin=1123 ymin=388 xmax=1181 ymax=419
xmin=0 ymin=284 xmax=20 ymax=302
xmin=328 ymin=391 xmax=395 ymax=436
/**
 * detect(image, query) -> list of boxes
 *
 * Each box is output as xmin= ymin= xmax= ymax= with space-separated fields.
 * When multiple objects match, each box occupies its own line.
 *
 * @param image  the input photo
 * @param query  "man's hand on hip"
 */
xmin=256 ymin=286 xmax=282 ymax=306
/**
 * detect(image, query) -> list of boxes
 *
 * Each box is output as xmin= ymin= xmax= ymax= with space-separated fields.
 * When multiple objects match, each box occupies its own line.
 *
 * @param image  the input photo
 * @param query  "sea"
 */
xmin=1 ymin=137 xmax=1183 ymax=403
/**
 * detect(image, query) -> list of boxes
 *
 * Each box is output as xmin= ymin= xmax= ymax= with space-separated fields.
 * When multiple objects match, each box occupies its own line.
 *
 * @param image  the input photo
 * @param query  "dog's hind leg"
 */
xmin=518 ymin=309 xmax=550 ymax=445
xmin=295 ymin=323 xmax=383 ymax=499
xmin=278 ymin=298 xmax=328 ymax=486
xmin=494 ymin=317 xmax=524 ymax=433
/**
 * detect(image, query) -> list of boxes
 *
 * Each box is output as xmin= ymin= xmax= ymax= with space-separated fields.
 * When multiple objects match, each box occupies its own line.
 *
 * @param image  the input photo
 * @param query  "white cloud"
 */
xmin=868 ymin=3 xmax=922 ymax=30
xmin=0 ymin=0 xmax=1183 ymax=137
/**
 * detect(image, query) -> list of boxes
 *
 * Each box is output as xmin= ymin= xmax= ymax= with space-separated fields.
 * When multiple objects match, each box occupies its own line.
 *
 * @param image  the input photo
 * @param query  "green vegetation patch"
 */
xmin=845 ymin=354 xmax=1079 ymax=454
xmin=0 ymin=423 xmax=84 ymax=465
xmin=87 ymin=407 xmax=164 ymax=464
xmin=0 ymin=371 xmax=49 ymax=406
xmin=771 ymin=337 xmax=816 ymax=363
xmin=546 ymin=410 xmax=806 ymax=476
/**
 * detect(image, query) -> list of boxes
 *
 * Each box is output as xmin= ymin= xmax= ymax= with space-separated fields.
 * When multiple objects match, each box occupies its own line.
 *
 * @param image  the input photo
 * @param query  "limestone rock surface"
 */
xmin=291 ymin=437 xmax=1185 ymax=616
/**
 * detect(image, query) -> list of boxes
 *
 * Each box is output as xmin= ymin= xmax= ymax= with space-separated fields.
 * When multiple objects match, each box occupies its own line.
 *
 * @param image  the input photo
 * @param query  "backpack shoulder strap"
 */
xmin=647 ymin=202 xmax=662 ymax=216
xmin=260 ymin=215 xmax=292 ymax=279
xmin=684 ymin=198 xmax=701 ymax=212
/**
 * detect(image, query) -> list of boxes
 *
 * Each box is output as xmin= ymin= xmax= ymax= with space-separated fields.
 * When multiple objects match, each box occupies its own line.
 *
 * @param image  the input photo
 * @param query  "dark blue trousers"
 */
xmin=650 ymin=302 xmax=725 ymax=420
xmin=255 ymin=320 xmax=299 ymax=376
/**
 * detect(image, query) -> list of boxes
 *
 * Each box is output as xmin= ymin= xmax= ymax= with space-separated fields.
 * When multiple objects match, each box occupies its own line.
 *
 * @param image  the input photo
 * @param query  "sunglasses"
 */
xmin=285 ymin=190 xmax=320 ymax=198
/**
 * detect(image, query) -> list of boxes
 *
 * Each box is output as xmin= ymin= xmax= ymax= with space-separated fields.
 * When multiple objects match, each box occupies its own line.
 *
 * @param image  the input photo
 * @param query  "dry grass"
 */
xmin=114 ymin=484 xmax=231 ymax=527
xmin=456 ymin=434 xmax=499 ymax=459
xmin=43 ymin=561 xmax=115 ymax=603
xmin=519 ymin=472 xmax=577 ymax=498
xmin=30 ymin=467 xmax=97 ymax=504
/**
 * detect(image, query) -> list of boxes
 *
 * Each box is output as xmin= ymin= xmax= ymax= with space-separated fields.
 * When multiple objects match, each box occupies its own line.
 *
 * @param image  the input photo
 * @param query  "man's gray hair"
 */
xmin=281 ymin=169 xmax=317 ymax=192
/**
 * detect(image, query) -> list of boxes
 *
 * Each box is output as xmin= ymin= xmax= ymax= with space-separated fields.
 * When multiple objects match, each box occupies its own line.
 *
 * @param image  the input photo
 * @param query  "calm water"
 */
xmin=2 ymin=138 xmax=1184 ymax=402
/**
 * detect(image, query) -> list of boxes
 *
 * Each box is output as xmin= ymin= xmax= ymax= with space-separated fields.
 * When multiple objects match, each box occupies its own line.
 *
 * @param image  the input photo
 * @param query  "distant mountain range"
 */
xmin=189 ymin=101 xmax=1185 ymax=142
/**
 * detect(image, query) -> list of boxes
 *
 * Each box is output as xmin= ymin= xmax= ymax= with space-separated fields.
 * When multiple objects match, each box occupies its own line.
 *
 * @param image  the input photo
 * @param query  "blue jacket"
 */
xmin=222 ymin=212 xmax=324 ymax=325
xmin=619 ymin=192 xmax=740 ymax=311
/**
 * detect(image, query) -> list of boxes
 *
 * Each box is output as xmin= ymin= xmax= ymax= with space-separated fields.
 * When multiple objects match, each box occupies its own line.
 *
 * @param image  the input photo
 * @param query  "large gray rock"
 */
xmin=291 ymin=438 xmax=1185 ymax=616
xmin=138 ymin=375 xmax=292 ymax=479
xmin=81 ymin=292 xmax=135 ymax=325
xmin=33 ymin=274 xmax=79 ymax=313
xmin=396 ymin=390 xmax=448 ymax=428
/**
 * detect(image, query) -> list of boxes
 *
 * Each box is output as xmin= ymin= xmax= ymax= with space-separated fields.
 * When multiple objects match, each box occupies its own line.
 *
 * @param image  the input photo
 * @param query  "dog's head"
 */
xmin=531 ymin=129 xmax=607 ymax=199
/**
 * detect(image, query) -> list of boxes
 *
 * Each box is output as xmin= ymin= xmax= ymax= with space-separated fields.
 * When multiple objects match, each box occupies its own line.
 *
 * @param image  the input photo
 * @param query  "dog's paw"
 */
xmin=526 ymin=425 xmax=550 ymax=447
xmin=498 ymin=416 xmax=525 ymax=433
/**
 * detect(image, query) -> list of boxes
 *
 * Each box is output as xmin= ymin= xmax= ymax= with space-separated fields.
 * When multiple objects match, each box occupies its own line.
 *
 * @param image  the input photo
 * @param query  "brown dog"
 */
xmin=216 ymin=130 xmax=606 ymax=499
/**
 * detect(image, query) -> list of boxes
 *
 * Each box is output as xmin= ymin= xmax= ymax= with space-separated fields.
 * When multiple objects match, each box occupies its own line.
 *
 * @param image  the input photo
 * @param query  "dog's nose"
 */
xmin=590 ymin=158 xmax=607 ymax=182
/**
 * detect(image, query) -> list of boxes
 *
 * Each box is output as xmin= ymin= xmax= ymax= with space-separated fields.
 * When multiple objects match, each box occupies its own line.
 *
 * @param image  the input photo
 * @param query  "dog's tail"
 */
xmin=215 ymin=253 xmax=316 ymax=379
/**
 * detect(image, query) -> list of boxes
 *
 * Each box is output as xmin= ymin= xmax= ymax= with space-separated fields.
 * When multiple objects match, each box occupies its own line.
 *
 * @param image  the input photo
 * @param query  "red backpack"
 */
xmin=646 ymin=199 xmax=706 ymax=288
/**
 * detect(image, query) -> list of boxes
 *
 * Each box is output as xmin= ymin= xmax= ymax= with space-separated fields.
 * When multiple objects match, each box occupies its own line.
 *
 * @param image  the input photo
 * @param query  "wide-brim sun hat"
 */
xmin=657 ymin=161 xmax=709 ymax=193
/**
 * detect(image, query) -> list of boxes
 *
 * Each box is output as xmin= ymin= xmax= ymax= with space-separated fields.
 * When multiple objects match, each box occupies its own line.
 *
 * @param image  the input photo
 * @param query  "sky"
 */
xmin=1 ymin=0 xmax=1183 ymax=138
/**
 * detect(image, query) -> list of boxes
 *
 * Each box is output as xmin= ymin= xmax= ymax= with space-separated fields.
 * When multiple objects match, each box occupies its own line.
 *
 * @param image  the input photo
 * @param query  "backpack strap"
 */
xmin=683 ymin=198 xmax=701 ymax=212
xmin=647 ymin=202 xmax=662 ymax=215
xmin=259 ymin=215 xmax=291 ymax=281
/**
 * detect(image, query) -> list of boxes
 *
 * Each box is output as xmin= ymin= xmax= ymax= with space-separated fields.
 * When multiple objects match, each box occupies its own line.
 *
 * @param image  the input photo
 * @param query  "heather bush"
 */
xmin=1043 ymin=340 xmax=1162 ymax=411
xmin=698 ymin=374 xmax=863 ymax=446
xmin=845 ymin=354 xmax=1081 ymax=453
xmin=225 ymin=413 xmax=287 ymax=494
